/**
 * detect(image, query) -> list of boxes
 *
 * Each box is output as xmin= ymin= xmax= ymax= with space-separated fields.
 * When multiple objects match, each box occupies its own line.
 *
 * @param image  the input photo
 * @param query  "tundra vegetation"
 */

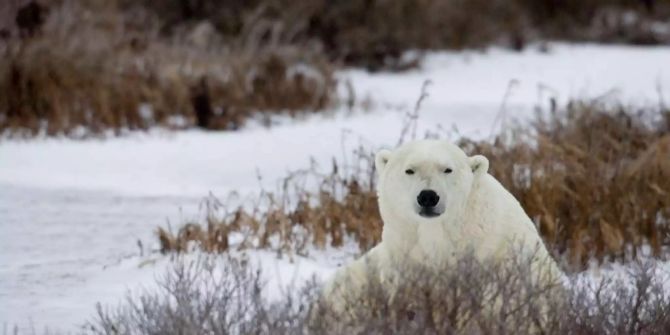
xmin=89 ymin=252 xmax=670 ymax=334
xmin=148 ymin=102 xmax=670 ymax=334
xmin=2 ymin=1 xmax=669 ymax=333
xmin=159 ymin=102 xmax=670 ymax=272
xmin=2 ymin=0 xmax=670 ymax=136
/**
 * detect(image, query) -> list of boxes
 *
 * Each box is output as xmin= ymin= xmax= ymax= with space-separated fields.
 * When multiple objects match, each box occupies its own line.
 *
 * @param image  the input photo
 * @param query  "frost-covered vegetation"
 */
xmin=89 ymin=253 xmax=670 ymax=335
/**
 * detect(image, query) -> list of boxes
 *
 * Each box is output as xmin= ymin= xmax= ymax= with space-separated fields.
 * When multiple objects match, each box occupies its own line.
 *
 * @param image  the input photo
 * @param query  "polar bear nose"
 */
xmin=417 ymin=190 xmax=440 ymax=208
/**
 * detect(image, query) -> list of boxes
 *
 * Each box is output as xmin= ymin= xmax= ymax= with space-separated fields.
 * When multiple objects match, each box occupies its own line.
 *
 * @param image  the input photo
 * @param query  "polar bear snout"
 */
xmin=417 ymin=189 xmax=444 ymax=218
xmin=417 ymin=189 xmax=440 ymax=207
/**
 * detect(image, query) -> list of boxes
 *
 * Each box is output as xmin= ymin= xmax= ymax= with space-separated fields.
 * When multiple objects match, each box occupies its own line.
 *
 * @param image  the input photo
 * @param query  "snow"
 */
xmin=1 ymin=43 xmax=669 ymax=332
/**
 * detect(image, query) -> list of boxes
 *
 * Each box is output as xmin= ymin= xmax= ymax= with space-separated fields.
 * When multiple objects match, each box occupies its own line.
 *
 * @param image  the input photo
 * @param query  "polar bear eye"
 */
xmin=405 ymin=169 xmax=415 ymax=175
xmin=444 ymin=168 xmax=453 ymax=174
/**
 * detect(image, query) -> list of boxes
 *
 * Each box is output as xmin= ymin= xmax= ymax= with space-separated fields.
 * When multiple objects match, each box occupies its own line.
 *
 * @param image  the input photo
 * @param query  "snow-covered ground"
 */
xmin=1 ymin=43 xmax=669 ymax=332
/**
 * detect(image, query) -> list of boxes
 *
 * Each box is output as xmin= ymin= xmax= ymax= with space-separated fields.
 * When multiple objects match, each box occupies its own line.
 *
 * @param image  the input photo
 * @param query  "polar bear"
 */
xmin=323 ymin=139 xmax=562 ymax=310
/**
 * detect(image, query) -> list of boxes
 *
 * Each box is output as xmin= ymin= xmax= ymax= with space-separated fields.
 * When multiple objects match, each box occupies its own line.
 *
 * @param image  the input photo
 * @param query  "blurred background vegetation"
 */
xmin=1 ymin=0 xmax=670 ymax=136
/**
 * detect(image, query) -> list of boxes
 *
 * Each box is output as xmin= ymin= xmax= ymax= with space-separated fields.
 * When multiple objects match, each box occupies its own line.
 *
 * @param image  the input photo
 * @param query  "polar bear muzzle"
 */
xmin=417 ymin=189 xmax=444 ymax=218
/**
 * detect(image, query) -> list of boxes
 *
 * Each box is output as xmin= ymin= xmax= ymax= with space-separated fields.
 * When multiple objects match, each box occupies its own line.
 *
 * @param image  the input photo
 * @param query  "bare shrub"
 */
xmin=562 ymin=261 xmax=670 ymax=334
xmin=86 ymin=255 xmax=318 ymax=335
xmin=87 ymin=252 xmax=670 ymax=334
xmin=312 ymin=248 xmax=565 ymax=335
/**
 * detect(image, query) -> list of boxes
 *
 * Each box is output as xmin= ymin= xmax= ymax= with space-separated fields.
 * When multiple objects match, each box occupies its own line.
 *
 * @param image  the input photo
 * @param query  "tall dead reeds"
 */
xmin=462 ymin=102 xmax=670 ymax=269
xmin=158 ymin=101 xmax=670 ymax=270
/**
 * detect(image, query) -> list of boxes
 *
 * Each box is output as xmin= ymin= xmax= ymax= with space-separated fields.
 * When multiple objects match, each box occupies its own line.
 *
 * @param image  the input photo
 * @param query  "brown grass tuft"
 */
xmin=0 ymin=0 xmax=335 ymax=137
xmin=3 ymin=0 xmax=670 ymax=136
xmin=460 ymin=102 xmax=670 ymax=269
xmin=157 ymin=154 xmax=382 ymax=257
xmin=157 ymin=101 xmax=670 ymax=270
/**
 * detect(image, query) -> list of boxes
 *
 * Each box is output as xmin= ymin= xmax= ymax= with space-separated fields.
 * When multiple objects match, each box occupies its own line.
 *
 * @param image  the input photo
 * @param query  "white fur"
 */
xmin=324 ymin=139 xmax=561 ymax=304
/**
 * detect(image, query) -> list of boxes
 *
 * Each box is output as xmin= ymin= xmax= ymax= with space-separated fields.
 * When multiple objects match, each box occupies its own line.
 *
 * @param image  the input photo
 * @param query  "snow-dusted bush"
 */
xmin=87 ymin=256 xmax=319 ymax=335
xmin=87 ymin=252 xmax=670 ymax=335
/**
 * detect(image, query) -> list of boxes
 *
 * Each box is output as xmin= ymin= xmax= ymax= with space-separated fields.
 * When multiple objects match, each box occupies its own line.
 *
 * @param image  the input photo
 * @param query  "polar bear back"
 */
xmin=460 ymin=173 xmax=547 ymax=259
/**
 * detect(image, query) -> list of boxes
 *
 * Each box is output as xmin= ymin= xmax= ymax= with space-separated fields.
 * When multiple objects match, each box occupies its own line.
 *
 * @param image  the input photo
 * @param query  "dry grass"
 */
xmin=157 ymin=101 xmax=670 ymax=271
xmin=2 ymin=0 xmax=670 ymax=136
xmin=158 ymin=149 xmax=383 ymax=256
xmin=0 ymin=0 xmax=335 ymax=137
xmin=460 ymin=102 xmax=670 ymax=269
xmin=87 ymin=252 xmax=670 ymax=335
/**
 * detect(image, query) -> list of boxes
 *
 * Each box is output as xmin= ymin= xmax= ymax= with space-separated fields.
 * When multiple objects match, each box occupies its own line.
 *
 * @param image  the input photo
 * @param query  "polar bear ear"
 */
xmin=469 ymin=155 xmax=489 ymax=176
xmin=375 ymin=149 xmax=392 ymax=171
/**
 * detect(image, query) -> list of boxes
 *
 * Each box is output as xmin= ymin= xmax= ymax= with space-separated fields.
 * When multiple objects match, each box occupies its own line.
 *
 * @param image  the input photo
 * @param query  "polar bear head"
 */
xmin=375 ymin=140 xmax=489 ymax=228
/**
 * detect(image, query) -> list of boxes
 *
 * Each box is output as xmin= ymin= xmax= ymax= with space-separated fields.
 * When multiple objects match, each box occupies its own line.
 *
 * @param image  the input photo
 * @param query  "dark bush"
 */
xmin=130 ymin=0 xmax=670 ymax=69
